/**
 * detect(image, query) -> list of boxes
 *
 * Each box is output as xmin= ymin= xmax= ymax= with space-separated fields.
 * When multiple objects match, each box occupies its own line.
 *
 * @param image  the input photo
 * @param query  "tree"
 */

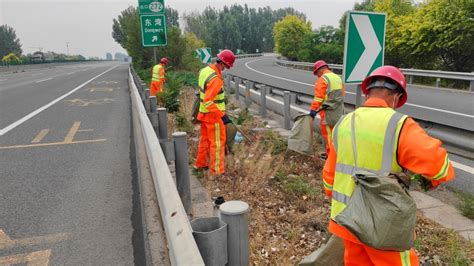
xmin=395 ymin=0 xmax=474 ymax=71
xmin=2 ymin=52 xmax=21 ymax=65
xmin=0 ymin=25 xmax=22 ymax=59
xmin=273 ymin=15 xmax=312 ymax=60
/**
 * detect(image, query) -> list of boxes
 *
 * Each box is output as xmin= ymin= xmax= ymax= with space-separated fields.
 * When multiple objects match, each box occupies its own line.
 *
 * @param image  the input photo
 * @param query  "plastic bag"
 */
xmin=335 ymin=171 xmax=416 ymax=251
xmin=191 ymin=92 xmax=200 ymax=124
xmin=299 ymin=235 xmax=344 ymax=266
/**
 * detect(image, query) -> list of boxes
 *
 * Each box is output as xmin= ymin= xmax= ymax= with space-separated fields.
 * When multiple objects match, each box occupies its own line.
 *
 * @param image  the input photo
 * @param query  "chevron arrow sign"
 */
xmin=343 ymin=11 xmax=386 ymax=84
xmin=196 ymin=47 xmax=212 ymax=64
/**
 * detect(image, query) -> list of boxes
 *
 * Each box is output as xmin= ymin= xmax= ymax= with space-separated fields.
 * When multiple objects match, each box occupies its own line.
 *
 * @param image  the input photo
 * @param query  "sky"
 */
xmin=1 ymin=0 xmax=359 ymax=59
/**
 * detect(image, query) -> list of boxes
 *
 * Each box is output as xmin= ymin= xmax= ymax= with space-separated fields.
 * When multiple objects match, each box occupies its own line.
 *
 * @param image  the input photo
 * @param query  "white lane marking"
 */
xmin=234 ymin=75 xmax=473 ymax=174
xmin=66 ymin=72 xmax=75 ymax=75
xmin=245 ymin=58 xmax=474 ymax=119
xmin=452 ymin=161 xmax=474 ymax=174
xmin=35 ymin=77 xmax=53 ymax=83
xmin=0 ymin=65 xmax=120 ymax=136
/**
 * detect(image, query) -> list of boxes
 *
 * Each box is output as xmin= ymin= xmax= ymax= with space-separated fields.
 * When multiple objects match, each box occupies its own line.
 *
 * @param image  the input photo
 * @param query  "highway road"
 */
xmin=0 ymin=62 xmax=145 ymax=264
xmin=228 ymin=55 xmax=474 ymax=194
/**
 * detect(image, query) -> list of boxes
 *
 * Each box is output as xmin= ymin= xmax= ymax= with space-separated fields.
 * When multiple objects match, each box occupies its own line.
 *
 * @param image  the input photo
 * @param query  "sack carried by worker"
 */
xmin=288 ymin=114 xmax=314 ymax=155
xmin=323 ymin=90 xmax=344 ymax=127
xmin=335 ymin=170 xmax=416 ymax=251
xmin=191 ymin=92 xmax=200 ymax=124
xmin=225 ymin=123 xmax=238 ymax=153
xmin=298 ymin=234 xmax=344 ymax=266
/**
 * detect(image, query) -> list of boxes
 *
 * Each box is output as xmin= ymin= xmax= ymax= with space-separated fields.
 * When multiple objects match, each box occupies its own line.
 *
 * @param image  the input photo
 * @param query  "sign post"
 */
xmin=343 ymin=11 xmax=386 ymax=106
xmin=138 ymin=0 xmax=167 ymax=47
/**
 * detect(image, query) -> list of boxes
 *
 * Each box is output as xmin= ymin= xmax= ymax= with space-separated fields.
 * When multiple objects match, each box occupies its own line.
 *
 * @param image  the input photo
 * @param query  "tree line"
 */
xmin=274 ymin=0 xmax=473 ymax=72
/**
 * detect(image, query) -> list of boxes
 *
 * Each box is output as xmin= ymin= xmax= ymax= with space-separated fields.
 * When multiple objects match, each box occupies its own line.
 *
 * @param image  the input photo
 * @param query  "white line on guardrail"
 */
xmin=245 ymin=58 xmax=474 ymax=119
xmin=0 ymin=65 xmax=120 ymax=137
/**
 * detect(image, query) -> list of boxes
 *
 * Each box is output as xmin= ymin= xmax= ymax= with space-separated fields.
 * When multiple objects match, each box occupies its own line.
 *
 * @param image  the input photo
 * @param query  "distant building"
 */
xmin=114 ymin=52 xmax=127 ymax=61
xmin=106 ymin=53 xmax=113 ymax=60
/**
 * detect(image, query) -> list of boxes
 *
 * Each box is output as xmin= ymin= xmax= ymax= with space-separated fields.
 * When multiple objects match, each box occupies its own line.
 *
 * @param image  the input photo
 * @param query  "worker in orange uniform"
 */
xmin=150 ymin=57 xmax=168 ymax=96
xmin=195 ymin=50 xmax=235 ymax=176
xmin=309 ymin=60 xmax=344 ymax=161
xmin=322 ymin=65 xmax=455 ymax=265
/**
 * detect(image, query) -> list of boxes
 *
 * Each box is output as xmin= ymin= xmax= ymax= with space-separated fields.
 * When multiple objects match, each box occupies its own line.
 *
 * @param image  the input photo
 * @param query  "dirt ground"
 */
xmin=169 ymin=88 xmax=473 ymax=265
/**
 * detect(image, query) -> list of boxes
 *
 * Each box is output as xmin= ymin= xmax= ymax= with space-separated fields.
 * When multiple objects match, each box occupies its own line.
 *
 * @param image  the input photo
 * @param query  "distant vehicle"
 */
xmin=32 ymin=51 xmax=54 ymax=63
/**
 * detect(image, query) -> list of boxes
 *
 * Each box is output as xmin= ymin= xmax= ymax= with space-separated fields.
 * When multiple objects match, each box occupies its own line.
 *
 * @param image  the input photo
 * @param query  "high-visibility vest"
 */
xmin=151 ymin=64 xmax=164 ymax=82
xmin=329 ymin=107 xmax=408 ymax=220
xmin=322 ymin=72 xmax=343 ymax=97
xmin=313 ymin=72 xmax=343 ymax=104
xmin=198 ymin=66 xmax=225 ymax=113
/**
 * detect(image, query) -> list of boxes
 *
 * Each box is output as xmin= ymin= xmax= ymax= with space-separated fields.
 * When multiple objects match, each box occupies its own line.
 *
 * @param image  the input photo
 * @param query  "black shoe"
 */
xmin=319 ymin=153 xmax=327 ymax=161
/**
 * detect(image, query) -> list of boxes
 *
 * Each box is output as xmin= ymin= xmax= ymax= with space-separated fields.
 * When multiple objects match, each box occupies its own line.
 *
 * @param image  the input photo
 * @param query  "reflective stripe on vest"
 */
xmin=151 ymin=64 xmax=163 ymax=82
xmin=330 ymin=108 xmax=407 ymax=219
xmin=198 ymin=66 xmax=225 ymax=113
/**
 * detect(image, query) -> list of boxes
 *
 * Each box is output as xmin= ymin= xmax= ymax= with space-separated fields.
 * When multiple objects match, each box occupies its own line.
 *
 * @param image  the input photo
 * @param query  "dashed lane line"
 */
xmin=35 ymin=77 xmax=53 ymax=83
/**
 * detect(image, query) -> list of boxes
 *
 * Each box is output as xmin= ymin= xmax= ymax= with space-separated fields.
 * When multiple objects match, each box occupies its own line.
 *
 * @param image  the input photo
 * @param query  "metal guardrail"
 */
xmin=224 ymin=73 xmax=474 ymax=156
xmin=275 ymin=58 xmax=474 ymax=91
xmin=129 ymin=67 xmax=204 ymax=265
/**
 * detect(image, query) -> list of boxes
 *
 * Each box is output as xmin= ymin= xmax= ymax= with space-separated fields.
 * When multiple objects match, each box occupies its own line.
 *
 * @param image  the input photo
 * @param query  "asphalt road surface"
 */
xmin=229 ymin=55 xmax=474 ymax=194
xmin=0 ymin=62 xmax=145 ymax=264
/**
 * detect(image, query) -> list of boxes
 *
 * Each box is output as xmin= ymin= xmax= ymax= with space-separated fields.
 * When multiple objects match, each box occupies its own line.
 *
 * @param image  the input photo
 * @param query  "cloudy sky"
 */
xmin=1 ymin=0 xmax=358 ymax=58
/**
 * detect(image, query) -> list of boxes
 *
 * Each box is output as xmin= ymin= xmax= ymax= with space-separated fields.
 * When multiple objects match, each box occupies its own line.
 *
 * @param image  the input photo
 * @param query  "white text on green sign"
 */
xmin=139 ymin=0 xmax=165 ymax=15
xmin=343 ymin=11 xmax=386 ymax=84
xmin=140 ymin=15 xmax=167 ymax=47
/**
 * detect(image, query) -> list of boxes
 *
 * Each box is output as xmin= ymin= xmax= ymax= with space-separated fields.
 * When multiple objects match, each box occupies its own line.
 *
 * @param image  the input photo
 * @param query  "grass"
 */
xmin=457 ymin=192 xmax=474 ymax=219
xmin=175 ymin=112 xmax=194 ymax=133
xmin=274 ymin=170 xmax=317 ymax=197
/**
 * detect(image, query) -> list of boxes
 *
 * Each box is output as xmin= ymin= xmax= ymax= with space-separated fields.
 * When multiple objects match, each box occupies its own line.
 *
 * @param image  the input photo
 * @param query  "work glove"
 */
xmin=221 ymin=114 xmax=231 ymax=125
xmin=309 ymin=109 xmax=318 ymax=118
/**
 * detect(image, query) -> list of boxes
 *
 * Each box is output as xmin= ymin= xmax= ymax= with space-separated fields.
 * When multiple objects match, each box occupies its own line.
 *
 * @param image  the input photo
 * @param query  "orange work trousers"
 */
xmin=195 ymin=120 xmax=226 ymax=175
xmin=150 ymin=81 xmax=163 ymax=96
xmin=319 ymin=112 xmax=333 ymax=155
xmin=343 ymin=239 xmax=419 ymax=266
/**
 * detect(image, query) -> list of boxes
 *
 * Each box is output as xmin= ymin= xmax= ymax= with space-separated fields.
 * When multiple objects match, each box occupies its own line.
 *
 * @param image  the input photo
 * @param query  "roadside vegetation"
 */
xmin=168 ymin=88 xmax=473 ymax=264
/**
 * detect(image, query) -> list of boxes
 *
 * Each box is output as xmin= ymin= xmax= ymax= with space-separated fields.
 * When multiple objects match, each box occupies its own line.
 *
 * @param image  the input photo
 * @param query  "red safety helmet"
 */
xmin=217 ymin=49 xmax=235 ymax=68
xmin=313 ymin=60 xmax=328 ymax=74
xmin=160 ymin=57 xmax=169 ymax=64
xmin=362 ymin=65 xmax=407 ymax=108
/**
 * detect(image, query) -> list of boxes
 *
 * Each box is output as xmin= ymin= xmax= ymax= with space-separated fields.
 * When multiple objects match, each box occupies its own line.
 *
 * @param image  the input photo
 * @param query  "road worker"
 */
xmin=309 ymin=60 xmax=344 ymax=160
xmin=195 ymin=49 xmax=235 ymax=176
xmin=150 ymin=57 xmax=168 ymax=97
xmin=322 ymin=65 xmax=455 ymax=265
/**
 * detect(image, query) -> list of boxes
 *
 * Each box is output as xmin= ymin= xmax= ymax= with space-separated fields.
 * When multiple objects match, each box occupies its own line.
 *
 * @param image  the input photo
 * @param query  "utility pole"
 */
xmin=153 ymin=47 xmax=157 ymax=65
xmin=66 ymin=42 xmax=70 ymax=55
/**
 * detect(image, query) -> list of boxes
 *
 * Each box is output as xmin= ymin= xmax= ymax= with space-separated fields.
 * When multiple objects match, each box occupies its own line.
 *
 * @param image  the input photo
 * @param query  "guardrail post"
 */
xmin=283 ymin=91 xmax=291 ymax=130
xmin=148 ymin=96 xmax=159 ymax=133
xmin=245 ymin=82 xmax=252 ymax=108
xmin=408 ymin=76 xmax=414 ymax=84
xmin=470 ymin=80 xmax=474 ymax=92
xmin=220 ymin=201 xmax=250 ymax=266
xmin=355 ymin=85 xmax=363 ymax=108
xmin=173 ymin=132 xmax=192 ymax=215
xmin=435 ymin=78 xmax=441 ymax=88
xmin=140 ymin=82 xmax=146 ymax=92
xmin=235 ymin=78 xmax=240 ymax=100
xmin=144 ymin=89 xmax=151 ymax=112
xmin=157 ymin=108 xmax=168 ymax=140
xmin=157 ymin=108 xmax=174 ymax=162
xmin=260 ymin=85 xmax=267 ymax=117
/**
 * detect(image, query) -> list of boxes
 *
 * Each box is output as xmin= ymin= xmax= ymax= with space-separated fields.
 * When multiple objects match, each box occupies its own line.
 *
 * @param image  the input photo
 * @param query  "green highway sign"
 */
xmin=140 ymin=14 xmax=167 ymax=47
xmin=343 ymin=11 xmax=386 ymax=84
xmin=139 ymin=0 xmax=165 ymax=15
xmin=195 ymin=47 xmax=212 ymax=64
